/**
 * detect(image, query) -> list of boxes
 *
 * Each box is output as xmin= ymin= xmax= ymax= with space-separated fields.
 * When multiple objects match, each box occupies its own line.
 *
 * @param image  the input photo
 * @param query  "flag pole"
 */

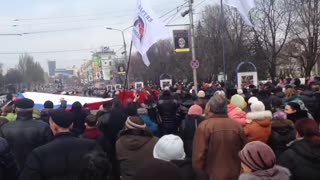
xmin=121 ymin=41 xmax=133 ymax=104
xmin=123 ymin=41 xmax=133 ymax=90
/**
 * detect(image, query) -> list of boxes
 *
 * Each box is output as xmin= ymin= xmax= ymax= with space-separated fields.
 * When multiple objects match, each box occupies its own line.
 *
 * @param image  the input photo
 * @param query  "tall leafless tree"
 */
xmin=288 ymin=0 xmax=320 ymax=77
xmin=17 ymin=53 xmax=45 ymax=90
xmin=252 ymin=0 xmax=293 ymax=81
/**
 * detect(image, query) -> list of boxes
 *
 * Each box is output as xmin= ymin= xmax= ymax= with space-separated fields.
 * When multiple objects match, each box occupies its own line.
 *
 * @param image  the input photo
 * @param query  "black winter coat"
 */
xmin=287 ymin=110 xmax=309 ymax=123
xmin=313 ymin=92 xmax=320 ymax=120
xmin=70 ymin=109 xmax=87 ymax=137
xmin=278 ymin=139 xmax=320 ymax=180
xmin=40 ymin=109 xmax=51 ymax=124
xmin=300 ymin=90 xmax=318 ymax=119
xmin=108 ymin=107 xmax=127 ymax=144
xmin=0 ymin=137 xmax=18 ymax=180
xmin=268 ymin=119 xmax=295 ymax=157
xmin=158 ymin=96 xmax=179 ymax=135
xmin=0 ymin=117 xmax=8 ymax=128
xmin=0 ymin=115 xmax=52 ymax=170
xmin=19 ymin=132 xmax=101 ymax=180
xmin=171 ymin=159 xmax=208 ymax=180
xmin=157 ymin=96 xmax=179 ymax=124
xmin=270 ymin=92 xmax=285 ymax=111
xmin=179 ymin=115 xmax=205 ymax=158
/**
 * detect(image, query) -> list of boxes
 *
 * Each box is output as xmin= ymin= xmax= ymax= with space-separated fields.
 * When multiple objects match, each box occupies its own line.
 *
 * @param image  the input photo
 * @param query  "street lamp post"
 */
xmin=106 ymin=27 xmax=129 ymax=86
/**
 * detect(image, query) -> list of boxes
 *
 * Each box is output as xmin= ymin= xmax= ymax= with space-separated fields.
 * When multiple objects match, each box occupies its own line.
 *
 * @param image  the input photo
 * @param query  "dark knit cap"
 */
xmin=44 ymin=100 xmax=54 ymax=109
xmin=15 ymin=98 xmax=34 ymax=109
xmin=239 ymin=141 xmax=276 ymax=171
xmin=133 ymin=158 xmax=182 ymax=180
xmin=125 ymin=116 xmax=146 ymax=130
xmin=49 ymin=109 xmax=74 ymax=128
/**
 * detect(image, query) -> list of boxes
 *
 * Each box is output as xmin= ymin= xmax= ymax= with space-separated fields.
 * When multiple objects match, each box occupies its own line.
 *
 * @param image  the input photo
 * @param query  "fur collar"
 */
xmin=246 ymin=111 xmax=273 ymax=120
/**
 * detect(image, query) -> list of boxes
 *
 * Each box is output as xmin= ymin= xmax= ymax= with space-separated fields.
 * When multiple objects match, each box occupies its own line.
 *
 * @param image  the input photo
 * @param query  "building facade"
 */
xmin=47 ymin=60 xmax=56 ymax=77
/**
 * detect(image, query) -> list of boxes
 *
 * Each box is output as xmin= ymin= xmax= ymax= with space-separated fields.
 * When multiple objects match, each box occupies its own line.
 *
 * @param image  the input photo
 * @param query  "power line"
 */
xmin=2 ymin=3 xmax=186 ymax=28
xmin=122 ymin=1 xmax=189 ymax=31
xmin=21 ymin=24 xmax=126 ymax=35
xmin=164 ymin=0 xmax=207 ymax=25
xmin=12 ymin=9 xmax=135 ymax=21
xmin=194 ymin=0 xmax=208 ymax=8
xmin=159 ymin=1 xmax=188 ymax=18
xmin=8 ymin=17 xmax=130 ymax=27
xmin=0 ymin=33 xmax=22 ymax=36
xmin=0 ymin=45 xmax=122 ymax=54
xmin=1 ymin=3 xmax=187 ymax=35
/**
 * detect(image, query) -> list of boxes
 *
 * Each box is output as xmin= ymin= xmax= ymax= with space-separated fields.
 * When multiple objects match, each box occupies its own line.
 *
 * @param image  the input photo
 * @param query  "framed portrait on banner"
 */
xmin=173 ymin=30 xmax=190 ymax=53
xmin=135 ymin=82 xmax=144 ymax=90
xmin=160 ymin=79 xmax=172 ymax=90
xmin=237 ymin=72 xmax=258 ymax=89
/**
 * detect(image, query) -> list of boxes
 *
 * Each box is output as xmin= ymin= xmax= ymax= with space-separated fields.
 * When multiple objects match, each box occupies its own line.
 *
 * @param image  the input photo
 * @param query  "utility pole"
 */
xmin=106 ymin=27 xmax=129 ymax=86
xmin=188 ymin=0 xmax=198 ymax=94
xmin=220 ymin=0 xmax=227 ymax=86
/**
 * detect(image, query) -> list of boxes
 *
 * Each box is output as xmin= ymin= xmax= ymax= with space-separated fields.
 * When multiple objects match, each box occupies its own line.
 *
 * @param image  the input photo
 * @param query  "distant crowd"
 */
xmin=0 ymin=76 xmax=319 ymax=180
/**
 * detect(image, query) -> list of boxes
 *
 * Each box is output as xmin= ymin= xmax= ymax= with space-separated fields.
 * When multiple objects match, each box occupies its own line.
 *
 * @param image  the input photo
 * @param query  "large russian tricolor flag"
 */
xmin=16 ymin=92 xmax=112 ymax=110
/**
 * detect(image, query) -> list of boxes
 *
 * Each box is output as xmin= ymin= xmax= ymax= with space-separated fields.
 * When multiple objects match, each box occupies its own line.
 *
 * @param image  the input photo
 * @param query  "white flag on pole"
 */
xmin=132 ymin=0 xmax=168 ymax=66
xmin=223 ymin=0 xmax=256 ymax=26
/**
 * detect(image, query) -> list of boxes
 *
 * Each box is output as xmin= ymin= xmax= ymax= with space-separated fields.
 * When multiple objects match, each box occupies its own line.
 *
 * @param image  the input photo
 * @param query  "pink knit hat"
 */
xmin=239 ymin=141 xmax=276 ymax=171
xmin=188 ymin=104 xmax=203 ymax=115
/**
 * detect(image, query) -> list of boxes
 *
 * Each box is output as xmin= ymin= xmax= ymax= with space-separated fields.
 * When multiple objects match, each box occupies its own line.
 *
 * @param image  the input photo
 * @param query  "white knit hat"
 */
xmin=248 ymin=97 xmax=259 ymax=104
xmin=197 ymin=90 xmax=206 ymax=98
xmin=153 ymin=135 xmax=186 ymax=161
xmin=250 ymin=101 xmax=265 ymax=112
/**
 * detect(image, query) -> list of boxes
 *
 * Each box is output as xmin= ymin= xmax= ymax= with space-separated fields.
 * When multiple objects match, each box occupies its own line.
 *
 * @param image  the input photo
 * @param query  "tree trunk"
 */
xmin=269 ymin=62 xmax=277 ymax=83
xmin=305 ymin=65 xmax=313 ymax=78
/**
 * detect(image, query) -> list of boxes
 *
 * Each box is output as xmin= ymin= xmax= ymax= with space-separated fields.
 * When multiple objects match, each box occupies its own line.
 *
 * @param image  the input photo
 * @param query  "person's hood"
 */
xmin=246 ymin=111 xmax=272 ymax=127
xmin=118 ymin=129 xmax=154 ymax=150
xmin=287 ymin=110 xmax=308 ymax=121
xmin=272 ymin=119 xmax=294 ymax=128
xmin=228 ymin=104 xmax=240 ymax=112
xmin=301 ymin=90 xmax=314 ymax=97
xmin=246 ymin=111 xmax=272 ymax=120
xmin=290 ymin=139 xmax=320 ymax=162
xmin=240 ymin=166 xmax=290 ymax=180
xmin=285 ymin=95 xmax=301 ymax=102
xmin=272 ymin=120 xmax=294 ymax=135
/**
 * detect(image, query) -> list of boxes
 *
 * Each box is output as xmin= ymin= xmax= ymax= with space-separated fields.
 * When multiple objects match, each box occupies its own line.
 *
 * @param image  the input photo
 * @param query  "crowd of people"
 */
xmin=0 ymin=77 xmax=319 ymax=180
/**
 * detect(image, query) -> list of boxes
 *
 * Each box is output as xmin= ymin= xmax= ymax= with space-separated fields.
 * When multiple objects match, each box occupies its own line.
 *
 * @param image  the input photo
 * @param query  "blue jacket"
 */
xmin=140 ymin=115 xmax=159 ymax=136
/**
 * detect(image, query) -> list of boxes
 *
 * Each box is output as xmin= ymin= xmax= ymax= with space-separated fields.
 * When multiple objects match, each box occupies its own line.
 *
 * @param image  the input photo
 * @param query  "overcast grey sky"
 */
xmin=0 ymin=0 xmax=217 ymax=72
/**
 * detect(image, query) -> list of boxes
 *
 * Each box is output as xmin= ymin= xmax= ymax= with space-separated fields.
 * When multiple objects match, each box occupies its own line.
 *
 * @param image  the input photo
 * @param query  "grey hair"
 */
xmin=206 ymin=94 xmax=227 ymax=115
